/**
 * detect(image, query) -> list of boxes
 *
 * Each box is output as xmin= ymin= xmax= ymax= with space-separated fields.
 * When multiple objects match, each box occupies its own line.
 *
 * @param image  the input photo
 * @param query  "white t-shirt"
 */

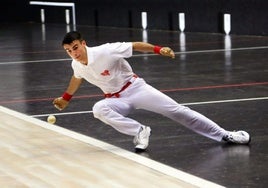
xmin=71 ymin=42 xmax=134 ymax=93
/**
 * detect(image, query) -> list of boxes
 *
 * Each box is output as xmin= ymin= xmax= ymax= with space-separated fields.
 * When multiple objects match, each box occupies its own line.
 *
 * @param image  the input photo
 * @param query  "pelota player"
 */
xmin=53 ymin=31 xmax=250 ymax=151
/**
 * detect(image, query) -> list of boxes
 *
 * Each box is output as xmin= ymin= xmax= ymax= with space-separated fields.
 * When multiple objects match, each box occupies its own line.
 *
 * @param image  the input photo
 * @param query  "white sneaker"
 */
xmin=223 ymin=130 xmax=251 ymax=144
xmin=133 ymin=126 xmax=151 ymax=150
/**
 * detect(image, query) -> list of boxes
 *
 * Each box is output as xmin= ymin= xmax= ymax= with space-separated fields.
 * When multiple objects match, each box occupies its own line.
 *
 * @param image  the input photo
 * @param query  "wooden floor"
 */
xmin=0 ymin=106 xmax=224 ymax=188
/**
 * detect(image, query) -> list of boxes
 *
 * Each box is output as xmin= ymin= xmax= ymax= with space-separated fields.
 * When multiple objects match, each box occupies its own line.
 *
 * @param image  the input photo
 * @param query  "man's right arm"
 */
xmin=65 ymin=75 xmax=83 ymax=95
xmin=53 ymin=75 xmax=83 ymax=111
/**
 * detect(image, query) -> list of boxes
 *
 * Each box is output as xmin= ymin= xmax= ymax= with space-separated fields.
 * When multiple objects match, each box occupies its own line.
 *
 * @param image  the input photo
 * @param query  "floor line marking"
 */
xmin=1 ymin=82 xmax=267 ymax=105
xmin=181 ymin=96 xmax=268 ymax=106
xmin=0 ymin=58 xmax=70 ymax=65
xmin=0 ymin=105 xmax=225 ymax=188
xmin=160 ymin=82 xmax=268 ymax=93
xmin=1 ymin=46 xmax=268 ymax=65
xmin=173 ymin=46 xmax=268 ymax=55
xmin=31 ymin=96 xmax=268 ymax=118
xmin=32 ymin=110 xmax=93 ymax=117
xmin=135 ymin=46 xmax=268 ymax=57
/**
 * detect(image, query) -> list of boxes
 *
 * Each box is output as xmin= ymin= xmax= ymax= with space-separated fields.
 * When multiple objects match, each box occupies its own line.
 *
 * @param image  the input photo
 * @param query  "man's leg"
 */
xmin=92 ymin=98 xmax=140 ymax=136
xmin=92 ymin=98 xmax=151 ymax=150
xmin=129 ymin=81 xmax=250 ymax=144
xmin=128 ymin=81 xmax=227 ymax=141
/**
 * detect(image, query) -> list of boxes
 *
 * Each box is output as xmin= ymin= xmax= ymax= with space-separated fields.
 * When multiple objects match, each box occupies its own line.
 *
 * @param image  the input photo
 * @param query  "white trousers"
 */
xmin=93 ymin=78 xmax=227 ymax=141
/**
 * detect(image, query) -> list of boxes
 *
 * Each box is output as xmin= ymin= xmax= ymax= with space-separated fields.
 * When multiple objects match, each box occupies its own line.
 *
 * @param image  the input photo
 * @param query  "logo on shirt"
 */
xmin=101 ymin=70 xmax=110 ymax=76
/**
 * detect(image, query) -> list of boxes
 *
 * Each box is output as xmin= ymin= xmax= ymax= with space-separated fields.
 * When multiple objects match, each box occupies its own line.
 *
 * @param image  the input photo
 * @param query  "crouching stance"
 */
xmin=53 ymin=31 xmax=250 ymax=151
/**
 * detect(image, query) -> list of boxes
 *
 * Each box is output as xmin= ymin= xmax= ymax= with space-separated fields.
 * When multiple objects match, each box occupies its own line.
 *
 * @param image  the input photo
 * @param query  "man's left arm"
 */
xmin=132 ymin=42 xmax=175 ymax=59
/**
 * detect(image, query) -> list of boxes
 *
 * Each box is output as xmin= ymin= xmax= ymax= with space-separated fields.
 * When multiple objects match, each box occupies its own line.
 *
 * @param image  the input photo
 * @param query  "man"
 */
xmin=53 ymin=31 xmax=250 ymax=151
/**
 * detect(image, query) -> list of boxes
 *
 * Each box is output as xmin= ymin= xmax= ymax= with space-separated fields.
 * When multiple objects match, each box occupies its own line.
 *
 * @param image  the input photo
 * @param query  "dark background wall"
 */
xmin=1 ymin=0 xmax=267 ymax=35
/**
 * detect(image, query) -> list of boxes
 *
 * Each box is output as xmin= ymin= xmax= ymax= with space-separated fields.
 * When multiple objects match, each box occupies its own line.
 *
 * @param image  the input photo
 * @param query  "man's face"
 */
xmin=63 ymin=40 xmax=87 ymax=62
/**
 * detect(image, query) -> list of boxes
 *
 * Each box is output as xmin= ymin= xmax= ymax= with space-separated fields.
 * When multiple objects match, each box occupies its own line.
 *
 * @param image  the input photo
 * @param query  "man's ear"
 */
xmin=81 ymin=40 xmax=86 ymax=46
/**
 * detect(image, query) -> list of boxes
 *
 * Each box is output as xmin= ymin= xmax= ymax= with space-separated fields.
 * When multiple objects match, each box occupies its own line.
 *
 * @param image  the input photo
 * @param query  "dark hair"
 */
xmin=62 ymin=31 xmax=84 ymax=45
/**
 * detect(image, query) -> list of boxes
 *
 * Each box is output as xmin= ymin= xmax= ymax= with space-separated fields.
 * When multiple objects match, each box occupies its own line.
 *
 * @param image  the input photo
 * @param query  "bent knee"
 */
xmin=92 ymin=101 xmax=110 ymax=118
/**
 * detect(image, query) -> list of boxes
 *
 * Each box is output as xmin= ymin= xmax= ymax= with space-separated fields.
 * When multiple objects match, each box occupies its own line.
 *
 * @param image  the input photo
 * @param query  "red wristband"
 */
xmin=154 ymin=45 xmax=162 ymax=54
xmin=62 ymin=92 xmax=73 ymax=101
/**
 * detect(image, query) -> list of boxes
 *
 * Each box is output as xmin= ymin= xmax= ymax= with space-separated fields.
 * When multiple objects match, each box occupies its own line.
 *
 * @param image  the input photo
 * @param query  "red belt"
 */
xmin=104 ymin=75 xmax=137 ymax=98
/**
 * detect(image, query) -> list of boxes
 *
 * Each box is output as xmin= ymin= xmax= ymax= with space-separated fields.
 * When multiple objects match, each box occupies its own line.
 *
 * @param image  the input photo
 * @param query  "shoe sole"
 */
xmin=135 ymin=144 xmax=147 ymax=150
xmin=134 ymin=127 xmax=151 ymax=151
xmin=247 ymin=134 xmax=251 ymax=144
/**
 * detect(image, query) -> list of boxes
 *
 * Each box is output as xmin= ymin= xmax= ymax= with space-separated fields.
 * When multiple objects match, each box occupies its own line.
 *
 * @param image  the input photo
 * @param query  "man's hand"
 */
xmin=53 ymin=97 xmax=69 ymax=111
xmin=160 ymin=47 xmax=175 ymax=59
